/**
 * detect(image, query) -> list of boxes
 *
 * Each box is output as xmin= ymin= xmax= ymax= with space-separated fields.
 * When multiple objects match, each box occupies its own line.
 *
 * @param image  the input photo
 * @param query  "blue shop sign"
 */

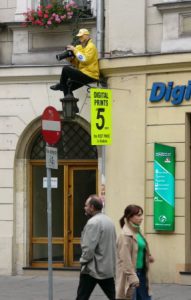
xmin=149 ymin=81 xmax=191 ymax=105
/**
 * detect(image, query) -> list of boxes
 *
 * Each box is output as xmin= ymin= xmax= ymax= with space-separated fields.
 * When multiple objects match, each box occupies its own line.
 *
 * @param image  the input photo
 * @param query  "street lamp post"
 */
xmin=60 ymin=79 xmax=79 ymax=119
xmin=60 ymin=93 xmax=79 ymax=119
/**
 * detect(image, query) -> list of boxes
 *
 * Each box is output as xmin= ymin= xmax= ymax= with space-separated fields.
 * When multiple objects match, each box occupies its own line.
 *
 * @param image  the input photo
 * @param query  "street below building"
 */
xmin=0 ymin=274 xmax=191 ymax=299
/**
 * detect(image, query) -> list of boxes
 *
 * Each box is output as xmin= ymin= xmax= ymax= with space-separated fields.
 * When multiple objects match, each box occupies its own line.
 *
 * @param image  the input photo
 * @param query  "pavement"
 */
xmin=0 ymin=273 xmax=191 ymax=300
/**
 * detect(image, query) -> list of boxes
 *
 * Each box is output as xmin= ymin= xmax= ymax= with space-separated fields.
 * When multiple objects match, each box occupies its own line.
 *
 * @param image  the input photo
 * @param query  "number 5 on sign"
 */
xmin=90 ymin=88 xmax=112 ymax=145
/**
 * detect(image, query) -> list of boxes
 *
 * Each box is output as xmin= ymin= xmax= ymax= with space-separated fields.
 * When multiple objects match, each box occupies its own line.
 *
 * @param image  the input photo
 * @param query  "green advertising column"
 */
xmin=154 ymin=143 xmax=175 ymax=231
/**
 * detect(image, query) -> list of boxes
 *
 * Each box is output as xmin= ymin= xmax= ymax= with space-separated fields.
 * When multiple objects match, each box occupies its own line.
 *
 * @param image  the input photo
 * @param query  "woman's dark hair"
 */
xmin=119 ymin=205 xmax=143 ymax=228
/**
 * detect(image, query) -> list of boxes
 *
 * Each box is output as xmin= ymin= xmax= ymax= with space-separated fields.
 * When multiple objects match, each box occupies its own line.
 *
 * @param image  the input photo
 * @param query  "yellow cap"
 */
xmin=76 ymin=28 xmax=90 ymax=37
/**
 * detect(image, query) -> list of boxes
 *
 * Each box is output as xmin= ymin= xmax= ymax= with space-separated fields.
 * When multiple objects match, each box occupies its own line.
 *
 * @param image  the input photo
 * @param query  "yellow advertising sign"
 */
xmin=90 ymin=88 xmax=112 ymax=145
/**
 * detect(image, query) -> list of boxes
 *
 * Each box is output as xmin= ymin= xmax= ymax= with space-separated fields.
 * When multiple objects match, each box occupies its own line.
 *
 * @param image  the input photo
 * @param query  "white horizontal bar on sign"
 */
xmin=42 ymin=120 xmax=61 ymax=131
xmin=43 ymin=177 xmax=58 ymax=188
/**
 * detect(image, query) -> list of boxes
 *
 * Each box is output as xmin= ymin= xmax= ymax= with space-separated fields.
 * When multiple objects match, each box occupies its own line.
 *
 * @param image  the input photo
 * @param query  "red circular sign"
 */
xmin=41 ymin=106 xmax=61 ymax=145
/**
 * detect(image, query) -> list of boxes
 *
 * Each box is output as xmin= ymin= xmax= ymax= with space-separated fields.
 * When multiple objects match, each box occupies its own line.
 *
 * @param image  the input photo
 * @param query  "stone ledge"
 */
xmin=154 ymin=1 xmax=191 ymax=12
xmin=8 ymin=20 xmax=96 ymax=65
xmin=180 ymin=271 xmax=191 ymax=275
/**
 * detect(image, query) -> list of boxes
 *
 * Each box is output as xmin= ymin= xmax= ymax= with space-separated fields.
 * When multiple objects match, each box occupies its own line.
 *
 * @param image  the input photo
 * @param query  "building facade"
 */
xmin=1 ymin=0 xmax=191 ymax=284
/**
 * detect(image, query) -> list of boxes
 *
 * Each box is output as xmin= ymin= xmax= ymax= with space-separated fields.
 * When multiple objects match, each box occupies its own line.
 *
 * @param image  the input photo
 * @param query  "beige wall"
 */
xmin=146 ymin=0 xmax=163 ymax=52
xmin=146 ymin=71 xmax=191 ymax=283
xmin=100 ymin=52 xmax=191 ymax=283
xmin=0 ymin=0 xmax=16 ymax=22
xmin=105 ymin=0 xmax=191 ymax=55
xmin=1 ymin=50 xmax=191 ymax=282
xmin=10 ymin=22 xmax=96 ymax=65
xmin=105 ymin=74 xmax=146 ymax=233
xmin=105 ymin=0 xmax=146 ymax=54
xmin=0 ymin=65 xmax=94 ymax=274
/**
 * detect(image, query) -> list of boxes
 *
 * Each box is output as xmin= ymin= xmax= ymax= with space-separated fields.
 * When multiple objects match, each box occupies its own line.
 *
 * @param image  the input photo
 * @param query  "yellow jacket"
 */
xmin=72 ymin=39 xmax=100 ymax=80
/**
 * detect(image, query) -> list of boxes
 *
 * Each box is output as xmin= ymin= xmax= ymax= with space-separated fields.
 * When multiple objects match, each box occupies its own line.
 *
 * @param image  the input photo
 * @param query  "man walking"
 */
xmin=76 ymin=194 xmax=116 ymax=300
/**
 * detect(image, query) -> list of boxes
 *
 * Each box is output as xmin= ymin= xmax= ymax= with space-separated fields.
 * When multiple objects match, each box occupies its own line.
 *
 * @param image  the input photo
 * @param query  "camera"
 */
xmin=56 ymin=49 xmax=74 ymax=61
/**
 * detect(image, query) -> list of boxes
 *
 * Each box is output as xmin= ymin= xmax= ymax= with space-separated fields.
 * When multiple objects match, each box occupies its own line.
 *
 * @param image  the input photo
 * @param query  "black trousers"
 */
xmin=76 ymin=273 xmax=115 ymax=300
xmin=60 ymin=65 xmax=96 ymax=95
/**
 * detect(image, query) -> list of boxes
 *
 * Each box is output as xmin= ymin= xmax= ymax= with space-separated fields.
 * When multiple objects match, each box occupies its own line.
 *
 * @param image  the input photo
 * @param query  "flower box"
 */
xmin=23 ymin=1 xmax=79 ymax=29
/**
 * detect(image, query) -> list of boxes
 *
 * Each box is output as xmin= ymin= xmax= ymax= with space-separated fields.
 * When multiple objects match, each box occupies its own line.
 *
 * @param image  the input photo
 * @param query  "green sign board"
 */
xmin=154 ymin=143 xmax=175 ymax=231
xmin=90 ymin=88 xmax=112 ymax=145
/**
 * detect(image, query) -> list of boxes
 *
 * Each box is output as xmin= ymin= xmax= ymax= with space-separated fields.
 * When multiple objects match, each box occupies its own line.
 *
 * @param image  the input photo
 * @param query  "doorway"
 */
xmin=29 ymin=121 xmax=98 ymax=268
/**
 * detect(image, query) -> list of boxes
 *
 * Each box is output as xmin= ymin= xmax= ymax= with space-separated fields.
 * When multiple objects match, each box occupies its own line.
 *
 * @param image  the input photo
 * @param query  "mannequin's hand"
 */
xmin=67 ymin=45 xmax=75 ymax=52
xmin=149 ymin=255 xmax=155 ymax=263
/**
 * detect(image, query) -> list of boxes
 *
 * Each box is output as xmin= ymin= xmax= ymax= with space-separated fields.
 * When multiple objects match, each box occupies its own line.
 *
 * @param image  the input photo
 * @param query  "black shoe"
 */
xmin=50 ymin=83 xmax=61 ymax=91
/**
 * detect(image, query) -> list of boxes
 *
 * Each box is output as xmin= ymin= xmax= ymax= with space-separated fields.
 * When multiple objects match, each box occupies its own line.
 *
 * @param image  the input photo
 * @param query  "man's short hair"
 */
xmin=88 ymin=195 xmax=103 ymax=211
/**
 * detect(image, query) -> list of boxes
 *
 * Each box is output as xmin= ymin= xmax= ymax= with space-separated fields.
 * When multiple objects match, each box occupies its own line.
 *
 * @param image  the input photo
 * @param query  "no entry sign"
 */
xmin=41 ymin=106 xmax=61 ymax=145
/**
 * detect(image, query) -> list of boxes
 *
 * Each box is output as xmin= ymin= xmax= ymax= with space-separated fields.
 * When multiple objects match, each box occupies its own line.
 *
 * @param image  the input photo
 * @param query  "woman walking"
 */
xmin=116 ymin=205 xmax=154 ymax=300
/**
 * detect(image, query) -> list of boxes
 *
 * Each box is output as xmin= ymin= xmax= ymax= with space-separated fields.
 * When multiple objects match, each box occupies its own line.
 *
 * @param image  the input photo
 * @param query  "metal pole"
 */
xmin=47 ymin=166 xmax=53 ymax=300
xmin=96 ymin=0 xmax=106 ymax=190
xmin=96 ymin=0 xmax=105 ymax=58
xmin=101 ymin=146 xmax=105 ymax=185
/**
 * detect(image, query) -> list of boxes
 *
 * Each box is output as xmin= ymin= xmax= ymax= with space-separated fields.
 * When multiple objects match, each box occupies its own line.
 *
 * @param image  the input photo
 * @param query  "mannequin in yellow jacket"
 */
xmin=50 ymin=28 xmax=100 ymax=96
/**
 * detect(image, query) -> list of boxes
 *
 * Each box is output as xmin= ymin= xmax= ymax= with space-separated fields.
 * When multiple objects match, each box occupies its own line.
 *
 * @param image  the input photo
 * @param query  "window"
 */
xmin=15 ymin=0 xmax=95 ymax=22
xmin=40 ymin=0 xmax=91 ymax=11
xmin=30 ymin=120 xmax=98 ymax=268
xmin=155 ymin=1 xmax=191 ymax=53
xmin=180 ymin=13 xmax=191 ymax=36
xmin=30 ymin=122 xmax=97 ymax=160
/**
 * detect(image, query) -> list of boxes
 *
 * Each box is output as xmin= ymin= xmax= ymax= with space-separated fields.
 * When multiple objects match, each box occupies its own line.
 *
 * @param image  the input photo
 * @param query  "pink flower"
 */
xmin=22 ymin=1 xmax=78 ymax=28
xmin=69 ymin=1 xmax=78 ymax=8
xmin=55 ymin=16 xmax=61 ymax=23
xmin=67 ymin=12 xmax=73 ymax=17
xmin=46 ymin=4 xmax=52 ymax=9
xmin=37 ymin=10 xmax=43 ymax=17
